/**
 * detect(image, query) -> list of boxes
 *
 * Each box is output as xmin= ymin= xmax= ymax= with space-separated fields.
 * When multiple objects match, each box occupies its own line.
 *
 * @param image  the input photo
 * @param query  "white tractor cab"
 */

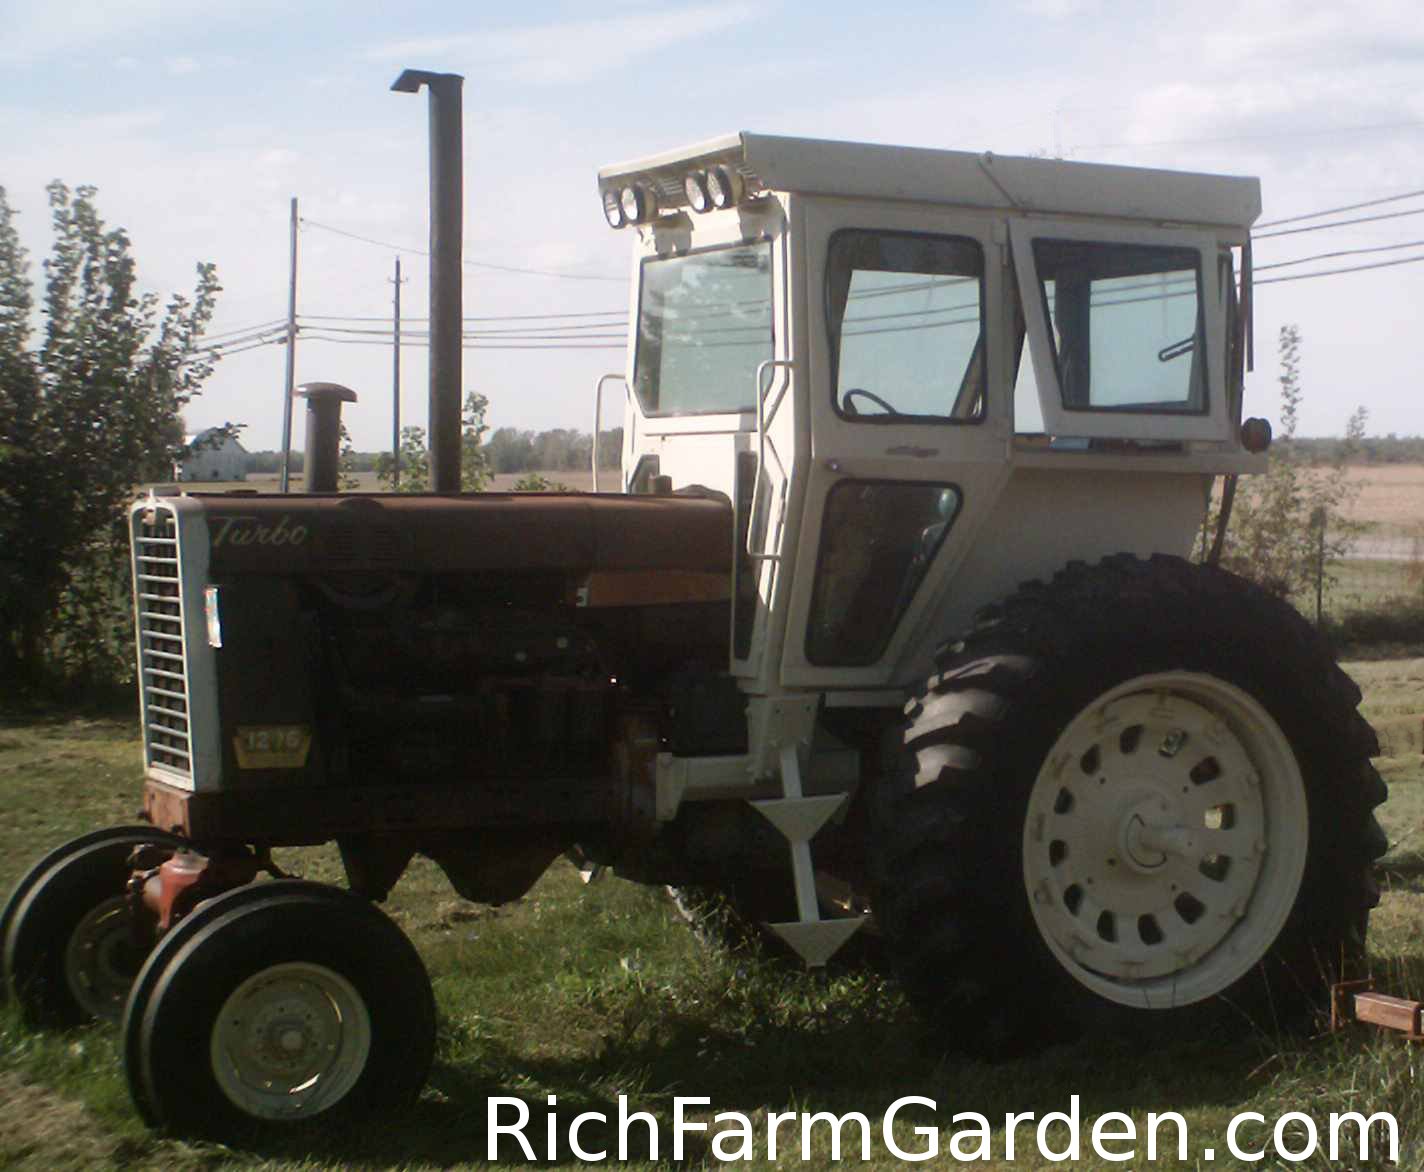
xmin=599 ymin=133 xmax=1261 ymax=701
xmin=592 ymin=132 xmax=1381 ymax=1046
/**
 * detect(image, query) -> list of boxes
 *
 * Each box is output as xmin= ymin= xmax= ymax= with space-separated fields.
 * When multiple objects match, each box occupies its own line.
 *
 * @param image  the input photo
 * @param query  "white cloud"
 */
xmin=0 ymin=0 xmax=286 ymax=63
xmin=1017 ymin=0 xmax=1101 ymax=17
xmin=367 ymin=4 xmax=761 ymax=85
xmin=166 ymin=56 xmax=201 ymax=76
xmin=1195 ymin=0 xmax=1424 ymax=68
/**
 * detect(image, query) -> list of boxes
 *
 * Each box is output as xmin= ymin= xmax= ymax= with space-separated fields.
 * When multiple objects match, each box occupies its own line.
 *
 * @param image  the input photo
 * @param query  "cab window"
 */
xmin=827 ymin=230 xmax=985 ymax=422
xmin=1031 ymin=240 xmax=1206 ymax=414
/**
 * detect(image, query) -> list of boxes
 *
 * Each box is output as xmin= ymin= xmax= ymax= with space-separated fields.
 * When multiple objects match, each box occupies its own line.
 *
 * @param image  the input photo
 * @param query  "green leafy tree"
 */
xmin=376 ymin=391 xmax=490 ymax=492
xmin=1210 ymin=325 xmax=1365 ymax=601
xmin=460 ymin=391 xmax=491 ymax=492
xmin=0 ymin=182 xmax=224 ymax=687
xmin=487 ymin=426 xmax=535 ymax=473
xmin=512 ymin=472 xmax=572 ymax=492
xmin=376 ymin=425 xmax=430 ymax=492
xmin=338 ymin=422 xmax=361 ymax=491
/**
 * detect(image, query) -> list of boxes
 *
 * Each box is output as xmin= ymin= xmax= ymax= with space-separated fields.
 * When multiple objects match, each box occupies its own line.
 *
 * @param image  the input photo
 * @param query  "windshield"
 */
xmin=633 ymin=242 xmax=773 ymax=416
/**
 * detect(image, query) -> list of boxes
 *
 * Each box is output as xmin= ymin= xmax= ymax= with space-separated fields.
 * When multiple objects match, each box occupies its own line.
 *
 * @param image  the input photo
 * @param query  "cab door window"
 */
xmin=1032 ymin=240 xmax=1206 ymax=415
xmin=827 ymin=230 xmax=986 ymax=422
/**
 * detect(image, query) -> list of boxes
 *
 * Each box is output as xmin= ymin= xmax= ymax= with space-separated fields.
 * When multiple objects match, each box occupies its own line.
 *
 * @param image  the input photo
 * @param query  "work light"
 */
xmin=620 ymin=184 xmax=656 ymax=224
xmin=602 ymin=189 xmax=626 ymax=229
xmin=706 ymin=165 xmax=743 ymax=210
xmin=684 ymin=171 xmax=712 ymax=213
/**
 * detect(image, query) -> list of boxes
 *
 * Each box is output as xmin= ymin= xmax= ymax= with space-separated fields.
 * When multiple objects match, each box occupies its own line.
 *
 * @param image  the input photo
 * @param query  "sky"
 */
xmin=2 ymin=0 xmax=1421 ymax=450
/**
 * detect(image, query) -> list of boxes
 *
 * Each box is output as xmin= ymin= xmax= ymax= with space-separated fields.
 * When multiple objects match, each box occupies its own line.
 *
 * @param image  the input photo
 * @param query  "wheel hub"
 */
xmin=64 ymin=896 xmax=144 ymax=1022
xmin=211 ymin=962 xmax=371 ymax=1119
xmin=1023 ymin=674 xmax=1308 ymax=1008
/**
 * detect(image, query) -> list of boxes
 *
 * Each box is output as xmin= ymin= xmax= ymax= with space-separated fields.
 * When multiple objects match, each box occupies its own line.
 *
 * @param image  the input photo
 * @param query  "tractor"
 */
xmin=1 ymin=71 xmax=1385 ymax=1139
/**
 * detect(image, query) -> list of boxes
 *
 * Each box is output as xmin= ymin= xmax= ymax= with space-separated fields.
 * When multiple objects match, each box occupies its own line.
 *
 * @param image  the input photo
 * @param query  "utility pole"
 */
xmin=279 ymin=196 xmax=299 ymax=493
xmin=389 ymin=256 xmax=407 ymax=489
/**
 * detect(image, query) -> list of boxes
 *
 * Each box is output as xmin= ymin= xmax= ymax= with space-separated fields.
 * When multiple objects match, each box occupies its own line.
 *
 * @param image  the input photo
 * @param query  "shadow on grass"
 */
xmin=227 ymin=1005 xmax=1292 ymax=1168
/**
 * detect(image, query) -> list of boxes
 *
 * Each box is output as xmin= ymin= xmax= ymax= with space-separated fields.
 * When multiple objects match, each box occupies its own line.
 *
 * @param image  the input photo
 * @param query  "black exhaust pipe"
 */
xmin=392 ymin=69 xmax=464 ymax=494
xmin=298 ymin=382 xmax=357 ymax=492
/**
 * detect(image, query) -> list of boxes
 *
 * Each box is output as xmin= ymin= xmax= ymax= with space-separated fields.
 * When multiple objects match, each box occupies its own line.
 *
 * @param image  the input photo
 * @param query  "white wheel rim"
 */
xmin=64 ymin=896 xmax=145 ymax=1021
xmin=210 ymin=962 xmax=372 ymax=1120
xmin=1022 ymin=672 xmax=1308 ymax=1009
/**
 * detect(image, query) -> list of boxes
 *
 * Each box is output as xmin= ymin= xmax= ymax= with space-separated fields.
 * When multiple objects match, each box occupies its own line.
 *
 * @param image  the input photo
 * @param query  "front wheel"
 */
xmin=871 ymin=555 xmax=1386 ymax=1054
xmin=3 ymin=827 xmax=181 ymax=1025
xmin=126 ymin=886 xmax=434 ymax=1140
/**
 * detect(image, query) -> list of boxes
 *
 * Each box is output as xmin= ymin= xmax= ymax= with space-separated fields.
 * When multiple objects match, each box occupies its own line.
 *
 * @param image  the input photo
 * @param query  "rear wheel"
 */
xmin=128 ymin=887 xmax=434 ymax=1140
xmin=3 ymin=828 xmax=180 ymax=1025
xmin=872 ymin=555 xmax=1386 ymax=1053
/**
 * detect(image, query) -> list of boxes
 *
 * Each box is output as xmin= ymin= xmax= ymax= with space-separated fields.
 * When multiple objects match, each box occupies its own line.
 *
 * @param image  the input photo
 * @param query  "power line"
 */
xmin=201 ymin=318 xmax=288 ymax=343
xmin=1254 ymin=205 xmax=1424 ymax=239
xmin=301 ymin=218 xmax=626 ymax=283
xmin=192 ymin=329 xmax=286 ymax=355
xmin=300 ymin=332 xmax=624 ymax=351
xmin=181 ymin=336 xmax=284 ymax=364
xmin=301 ymin=309 xmax=626 ymax=323
xmin=1254 ymin=239 xmax=1424 ymax=272
xmin=1255 ymin=251 xmax=1424 ymax=285
xmin=1257 ymin=188 xmax=1424 ymax=229
xmin=304 ymin=321 xmax=627 ymax=338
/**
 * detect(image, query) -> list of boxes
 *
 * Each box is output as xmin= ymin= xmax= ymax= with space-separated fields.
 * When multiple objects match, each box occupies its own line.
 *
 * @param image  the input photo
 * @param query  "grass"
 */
xmin=2 ymin=660 xmax=1424 ymax=1169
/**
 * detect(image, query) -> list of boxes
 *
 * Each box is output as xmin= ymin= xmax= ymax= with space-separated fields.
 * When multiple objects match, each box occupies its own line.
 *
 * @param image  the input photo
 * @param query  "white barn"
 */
xmin=176 ymin=429 xmax=248 ymax=482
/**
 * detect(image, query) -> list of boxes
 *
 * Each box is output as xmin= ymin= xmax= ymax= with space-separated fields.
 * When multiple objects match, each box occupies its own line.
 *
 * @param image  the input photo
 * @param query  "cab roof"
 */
xmin=598 ymin=131 xmax=1261 ymax=231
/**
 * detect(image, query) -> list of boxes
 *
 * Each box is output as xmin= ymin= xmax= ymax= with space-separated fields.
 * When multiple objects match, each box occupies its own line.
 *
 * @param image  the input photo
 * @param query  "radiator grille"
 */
xmin=134 ymin=506 xmax=192 ymax=779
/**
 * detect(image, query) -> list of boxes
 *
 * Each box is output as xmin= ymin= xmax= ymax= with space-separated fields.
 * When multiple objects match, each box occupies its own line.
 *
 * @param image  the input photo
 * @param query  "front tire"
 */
xmin=3 ymin=828 xmax=181 ymax=1025
xmin=871 ymin=555 xmax=1386 ymax=1053
xmin=122 ymin=879 xmax=354 ymax=1126
xmin=128 ymin=886 xmax=434 ymax=1140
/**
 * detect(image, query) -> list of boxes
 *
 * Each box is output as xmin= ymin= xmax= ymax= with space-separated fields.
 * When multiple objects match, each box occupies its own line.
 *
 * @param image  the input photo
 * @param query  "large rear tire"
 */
xmin=871 ymin=555 xmax=1386 ymax=1054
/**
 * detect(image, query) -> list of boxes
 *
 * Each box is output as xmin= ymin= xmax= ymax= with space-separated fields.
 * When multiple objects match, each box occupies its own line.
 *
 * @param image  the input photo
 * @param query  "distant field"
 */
xmin=1340 ymin=464 xmax=1424 ymax=534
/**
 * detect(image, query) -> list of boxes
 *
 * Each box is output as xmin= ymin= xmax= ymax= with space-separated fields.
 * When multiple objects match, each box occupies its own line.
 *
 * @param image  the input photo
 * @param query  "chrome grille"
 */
xmin=134 ymin=506 xmax=192 ymax=779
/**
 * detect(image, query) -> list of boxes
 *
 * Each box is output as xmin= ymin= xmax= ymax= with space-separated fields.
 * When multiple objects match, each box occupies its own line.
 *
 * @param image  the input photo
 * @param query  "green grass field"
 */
xmin=2 ymin=658 xmax=1423 ymax=1169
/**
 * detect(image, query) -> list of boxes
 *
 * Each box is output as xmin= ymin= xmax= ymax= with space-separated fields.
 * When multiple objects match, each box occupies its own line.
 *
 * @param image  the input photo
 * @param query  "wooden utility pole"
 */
xmin=279 ymin=196 xmax=299 ymax=492
xmin=390 ymin=257 xmax=406 ymax=489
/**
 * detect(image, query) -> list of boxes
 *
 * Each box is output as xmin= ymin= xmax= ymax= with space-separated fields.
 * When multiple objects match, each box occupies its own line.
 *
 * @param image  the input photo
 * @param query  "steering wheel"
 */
xmin=841 ymin=387 xmax=900 ymax=416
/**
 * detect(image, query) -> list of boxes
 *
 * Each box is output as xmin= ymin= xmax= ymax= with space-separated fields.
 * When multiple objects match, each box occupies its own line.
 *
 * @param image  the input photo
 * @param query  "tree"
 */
xmin=1211 ymin=325 xmax=1365 ymax=600
xmin=0 ymin=183 xmax=225 ymax=687
xmin=338 ymin=423 xmax=361 ymax=491
xmin=487 ymin=426 xmax=534 ymax=473
xmin=460 ymin=391 xmax=491 ymax=492
xmin=375 ymin=391 xmax=489 ymax=492
xmin=512 ymin=472 xmax=572 ymax=492
xmin=376 ymin=425 xmax=430 ymax=492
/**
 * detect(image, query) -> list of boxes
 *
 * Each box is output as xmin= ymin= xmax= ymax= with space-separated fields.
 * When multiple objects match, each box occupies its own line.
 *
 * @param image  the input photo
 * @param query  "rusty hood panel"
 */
xmin=189 ymin=492 xmax=734 ymax=576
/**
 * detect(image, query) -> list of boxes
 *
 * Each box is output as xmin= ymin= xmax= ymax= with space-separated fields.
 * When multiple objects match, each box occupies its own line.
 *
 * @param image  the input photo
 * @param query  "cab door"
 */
xmin=616 ymin=199 xmax=797 ymax=687
xmin=779 ymin=198 xmax=1012 ymax=690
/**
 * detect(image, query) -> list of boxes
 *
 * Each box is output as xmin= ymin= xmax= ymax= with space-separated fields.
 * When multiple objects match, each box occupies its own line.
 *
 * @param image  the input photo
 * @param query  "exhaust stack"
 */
xmin=392 ymin=69 xmax=464 ymax=494
xmin=298 ymin=382 xmax=357 ymax=492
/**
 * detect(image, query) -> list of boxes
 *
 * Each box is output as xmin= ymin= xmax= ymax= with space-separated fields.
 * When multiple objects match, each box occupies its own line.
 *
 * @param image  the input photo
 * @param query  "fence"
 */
xmin=1313 ymin=524 xmax=1424 ymax=626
